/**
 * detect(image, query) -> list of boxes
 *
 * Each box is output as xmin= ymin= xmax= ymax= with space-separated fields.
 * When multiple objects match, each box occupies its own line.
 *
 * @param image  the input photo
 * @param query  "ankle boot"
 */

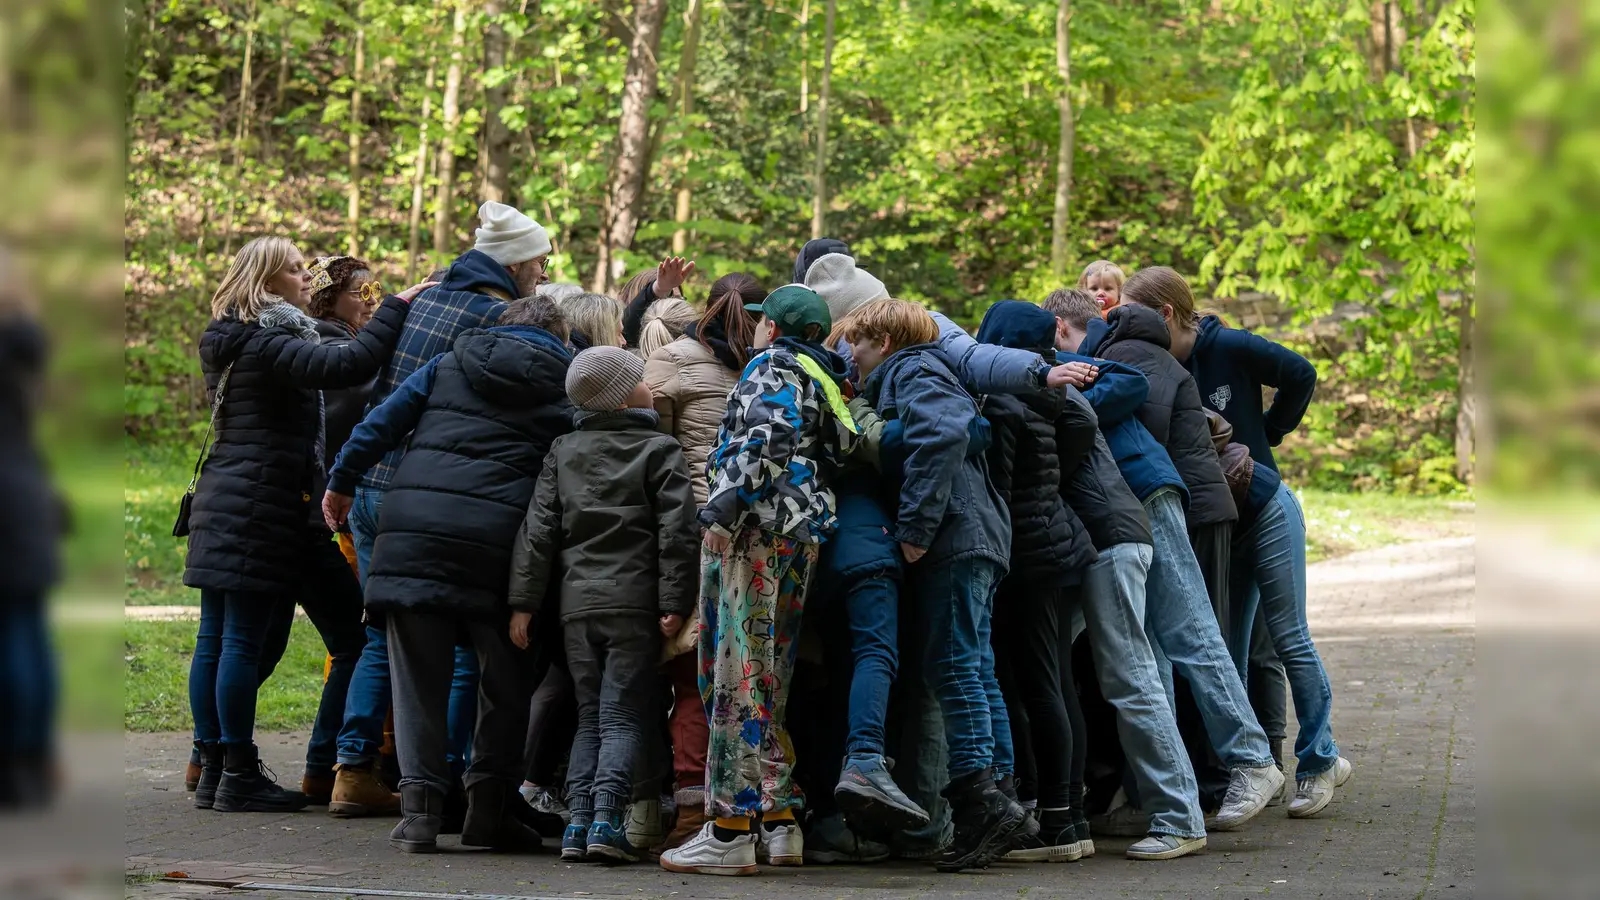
xmin=440 ymin=778 xmax=468 ymax=834
xmin=185 ymin=745 xmax=203 ymax=792
xmin=193 ymin=742 xmax=224 ymax=810
xmin=390 ymin=784 xmax=446 ymax=853
xmin=214 ymin=743 xmax=310 ymax=813
xmin=936 ymin=767 xmax=1029 ymax=873
xmin=460 ymin=780 xmax=543 ymax=852
xmin=329 ymin=763 xmax=401 ymax=818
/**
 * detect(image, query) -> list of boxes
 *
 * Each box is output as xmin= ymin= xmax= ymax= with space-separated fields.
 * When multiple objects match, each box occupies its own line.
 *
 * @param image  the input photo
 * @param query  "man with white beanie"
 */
xmin=320 ymin=201 xmax=559 ymax=832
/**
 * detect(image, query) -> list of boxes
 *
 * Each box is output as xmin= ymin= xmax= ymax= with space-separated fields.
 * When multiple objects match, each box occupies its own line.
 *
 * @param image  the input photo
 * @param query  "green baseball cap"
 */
xmin=746 ymin=283 xmax=833 ymax=338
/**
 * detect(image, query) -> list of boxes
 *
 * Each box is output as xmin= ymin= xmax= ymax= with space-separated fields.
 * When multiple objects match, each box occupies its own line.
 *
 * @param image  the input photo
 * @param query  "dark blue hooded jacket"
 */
xmin=1183 ymin=315 xmax=1316 ymax=474
xmin=1054 ymin=346 xmax=1185 ymax=506
xmin=863 ymin=344 xmax=1011 ymax=570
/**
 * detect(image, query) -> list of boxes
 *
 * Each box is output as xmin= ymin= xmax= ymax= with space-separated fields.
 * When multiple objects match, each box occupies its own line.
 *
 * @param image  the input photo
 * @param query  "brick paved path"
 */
xmin=125 ymin=537 xmax=1475 ymax=900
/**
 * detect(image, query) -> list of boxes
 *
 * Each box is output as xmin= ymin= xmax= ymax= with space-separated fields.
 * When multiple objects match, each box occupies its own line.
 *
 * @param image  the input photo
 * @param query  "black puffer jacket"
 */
xmin=1081 ymin=304 xmax=1237 ymax=528
xmin=183 ymin=296 xmax=410 ymax=595
xmin=313 ymin=317 xmax=376 ymax=473
xmin=981 ymin=386 xmax=1099 ymax=587
xmin=365 ymin=326 xmax=574 ymax=619
xmin=0 ymin=320 xmax=68 ymax=599
xmin=508 ymin=408 xmax=699 ymax=623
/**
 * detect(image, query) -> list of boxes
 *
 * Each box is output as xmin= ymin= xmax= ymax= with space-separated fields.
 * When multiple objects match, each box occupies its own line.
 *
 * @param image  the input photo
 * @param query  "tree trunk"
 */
xmin=671 ymin=0 xmax=705 ymax=255
xmin=1454 ymin=296 xmax=1475 ymax=484
xmin=346 ymin=3 xmax=365 ymax=256
xmin=222 ymin=5 xmax=256 ymax=259
xmin=799 ymin=0 xmax=809 ymax=116
xmin=1050 ymin=0 xmax=1076 ymax=276
xmin=432 ymin=2 xmax=468 ymax=258
xmin=407 ymin=59 xmax=438 ymax=284
xmin=810 ymin=0 xmax=836 ymax=240
xmin=481 ymin=0 xmax=512 ymax=204
xmin=275 ymin=23 xmax=290 ymax=111
xmin=594 ymin=0 xmax=670 ymax=292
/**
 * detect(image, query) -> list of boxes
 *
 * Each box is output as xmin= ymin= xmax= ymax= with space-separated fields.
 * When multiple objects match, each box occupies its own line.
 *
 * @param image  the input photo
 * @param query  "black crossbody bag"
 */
xmin=172 ymin=364 xmax=233 ymax=538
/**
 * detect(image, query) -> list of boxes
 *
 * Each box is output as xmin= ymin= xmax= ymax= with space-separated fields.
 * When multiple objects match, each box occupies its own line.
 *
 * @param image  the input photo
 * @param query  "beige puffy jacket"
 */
xmin=644 ymin=335 xmax=740 ymax=659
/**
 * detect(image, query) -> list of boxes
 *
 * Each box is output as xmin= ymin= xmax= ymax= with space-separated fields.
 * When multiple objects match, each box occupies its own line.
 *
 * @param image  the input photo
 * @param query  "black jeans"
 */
xmin=388 ymin=610 xmax=538 ymax=795
xmin=993 ymin=582 xmax=1086 ymax=809
xmin=563 ymin=616 xmax=657 ymax=819
xmin=1246 ymin=605 xmax=1289 ymax=760
xmin=524 ymin=615 xmax=577 ymax=787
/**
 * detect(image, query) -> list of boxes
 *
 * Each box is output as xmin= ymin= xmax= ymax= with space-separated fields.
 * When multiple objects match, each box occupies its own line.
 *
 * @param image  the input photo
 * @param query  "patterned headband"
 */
xmin=308 ymin=255 xmax=352 ymax=293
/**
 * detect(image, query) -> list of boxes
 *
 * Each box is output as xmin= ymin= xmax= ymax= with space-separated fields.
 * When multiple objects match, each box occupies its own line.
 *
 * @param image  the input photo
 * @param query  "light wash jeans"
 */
xmin=1081 ymin=542 xmax=1205 ymax=839
xmin=1229 ymin=484 xmax=1340 ymax=776
xmin=1142 ymin=488 xmax=1273 ymax=771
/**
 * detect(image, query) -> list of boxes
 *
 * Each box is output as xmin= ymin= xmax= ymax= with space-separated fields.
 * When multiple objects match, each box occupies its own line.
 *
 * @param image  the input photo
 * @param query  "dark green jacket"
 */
xmin=508 ymin=408 xmax=699 ymax=621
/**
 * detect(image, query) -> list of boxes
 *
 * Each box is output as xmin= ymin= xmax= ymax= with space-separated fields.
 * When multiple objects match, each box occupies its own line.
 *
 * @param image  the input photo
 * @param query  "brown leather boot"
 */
xmin=328 ymin=763 xmax=401 ymax=818
xmin=301 ymin=772 xmax=335 ymax=806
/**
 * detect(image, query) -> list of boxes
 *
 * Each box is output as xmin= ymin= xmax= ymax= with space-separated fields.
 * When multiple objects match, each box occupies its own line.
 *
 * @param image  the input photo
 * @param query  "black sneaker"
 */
xmin=214 ymin=747 xmax=309 ymax=813
xmin=1003 ymin=821 xmax=1082 ymax=863
xmin=935 ymin=768 xmax=1030 ymax=873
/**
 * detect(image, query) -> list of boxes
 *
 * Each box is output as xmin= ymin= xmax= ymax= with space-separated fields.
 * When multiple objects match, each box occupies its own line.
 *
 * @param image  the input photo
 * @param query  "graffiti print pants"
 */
xmin=697 ymin=527 xmax=818 ymax=818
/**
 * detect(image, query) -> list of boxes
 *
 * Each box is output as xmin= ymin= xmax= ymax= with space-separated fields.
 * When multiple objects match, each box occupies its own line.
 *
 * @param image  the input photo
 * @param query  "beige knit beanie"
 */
xmin=565 ymin=345 xmax=645 ymax=412
xmin=803 ymin=253 xmax=890 ymax=322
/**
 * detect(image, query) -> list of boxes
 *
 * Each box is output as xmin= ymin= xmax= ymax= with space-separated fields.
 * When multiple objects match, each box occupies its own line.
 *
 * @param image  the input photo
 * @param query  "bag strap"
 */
xmin=186 ymin=363 xmax=234 ymax=492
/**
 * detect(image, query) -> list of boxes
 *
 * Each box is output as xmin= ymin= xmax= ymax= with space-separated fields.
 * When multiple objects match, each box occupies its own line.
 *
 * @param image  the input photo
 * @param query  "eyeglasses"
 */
xmin=346 ymin=281 xmax=385 ymax=305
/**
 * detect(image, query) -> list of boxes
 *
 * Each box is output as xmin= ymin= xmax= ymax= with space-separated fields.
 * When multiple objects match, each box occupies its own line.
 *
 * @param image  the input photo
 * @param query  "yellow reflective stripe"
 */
xmin=793 ymin=352 xmax=859 ymax=434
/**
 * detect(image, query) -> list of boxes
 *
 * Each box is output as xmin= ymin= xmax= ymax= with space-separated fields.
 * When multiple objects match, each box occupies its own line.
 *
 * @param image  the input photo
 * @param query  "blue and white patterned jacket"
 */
xmin=699 ymin=339 xmax=857 ymax=544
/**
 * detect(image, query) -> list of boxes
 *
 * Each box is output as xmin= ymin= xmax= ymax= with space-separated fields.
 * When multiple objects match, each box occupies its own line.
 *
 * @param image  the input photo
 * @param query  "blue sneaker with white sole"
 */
xmin=561 ymin=822 xmax=590 ymax=862
xmin=587 ymin=816 xmax=642 ymax=864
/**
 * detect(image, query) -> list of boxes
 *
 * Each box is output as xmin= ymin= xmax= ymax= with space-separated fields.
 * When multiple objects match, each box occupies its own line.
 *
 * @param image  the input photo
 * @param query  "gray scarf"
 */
xmin=258 ymin=300 xmax=328 ymax=487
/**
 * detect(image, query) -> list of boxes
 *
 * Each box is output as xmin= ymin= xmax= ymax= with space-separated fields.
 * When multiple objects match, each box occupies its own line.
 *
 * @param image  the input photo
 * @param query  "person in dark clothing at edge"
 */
xmin=506 ymin=346 xmax=700 ymax=865
xmin=325 ymin=202 xmax=553 ymax=828
xmin=1039 ymin=289 xmax=1210 ymax=861
xmin=0 ymin=250 xmax=69 ymax=809
xmin=618 ymin=255 xmax=696 ymax=351
xmin=799 ymin=240 xmax=1099 ymax=862
xmin=974 ymin=300 xmax=1101 ymax=864
xmin=183 ymin=237 xmax=423 ymax=815
xmin=1064 ymin=288 xmax=1284 ymax=831
xmin=1138 ymin=267 xmax=1350 ymax=817
xmin=322 ymin=296 xmax=574 ymax=855
xmin=840 ymin=298 xmax=1028 ymax=874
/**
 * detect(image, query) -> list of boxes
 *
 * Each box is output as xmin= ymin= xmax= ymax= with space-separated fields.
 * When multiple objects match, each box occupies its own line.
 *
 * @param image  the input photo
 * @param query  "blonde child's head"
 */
xmin=1040 ymin=288 xmax=1102 ymax=353
xmin=1077 ymin=259 xmax=1126 ymax=312
xmin=830 ymin=298 xmax=939 ymax=378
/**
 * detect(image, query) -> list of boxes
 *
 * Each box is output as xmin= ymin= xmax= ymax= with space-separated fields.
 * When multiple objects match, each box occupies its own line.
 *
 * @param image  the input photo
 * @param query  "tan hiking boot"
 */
xmin=328 ymin=763 xmax=401 ymax=817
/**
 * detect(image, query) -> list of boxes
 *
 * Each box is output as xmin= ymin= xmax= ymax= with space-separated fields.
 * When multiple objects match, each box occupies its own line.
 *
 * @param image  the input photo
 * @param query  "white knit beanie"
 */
xmin=473 ymin=201 xmax=553 ymax=266
xmin=804 ymin=253 xmax=890 ymax=322
xmin=566 ymin=346 xmax=645 ymax=412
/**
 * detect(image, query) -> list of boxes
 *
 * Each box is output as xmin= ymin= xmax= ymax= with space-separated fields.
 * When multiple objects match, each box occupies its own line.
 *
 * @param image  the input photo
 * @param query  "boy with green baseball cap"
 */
xmin=660 ymin=283 xmax=860 ymax=877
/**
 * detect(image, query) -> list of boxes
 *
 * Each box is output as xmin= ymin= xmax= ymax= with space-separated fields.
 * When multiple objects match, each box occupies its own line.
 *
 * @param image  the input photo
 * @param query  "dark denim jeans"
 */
xmin=340 ymin=486 xmax=479 ymax=772
xmin=844 ymin=574 xmax=900 ymax=758
xmin=0 ymin=596 xmax=56 ymax=756
xmin=912 ymin=555 xmax=1011 ymax=780
xmin=191 ymin=589 xmax=283 ymax=747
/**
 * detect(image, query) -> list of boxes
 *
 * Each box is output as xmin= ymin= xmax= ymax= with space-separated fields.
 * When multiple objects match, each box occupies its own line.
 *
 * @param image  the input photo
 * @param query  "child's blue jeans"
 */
xmin=911 ymin=555 xmax=1012 ymax=780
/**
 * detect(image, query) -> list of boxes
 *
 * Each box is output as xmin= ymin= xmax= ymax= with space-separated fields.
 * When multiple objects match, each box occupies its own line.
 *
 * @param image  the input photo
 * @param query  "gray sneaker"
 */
xmin=520 ymin=784 xmax=571 ymax=824
xmin=1211 ymin=764 xmax=1285 ymax=831
xmin=1288 ymin=762 xmax=1345 ymax=819
xmin=1126 ymin=834 xmax=1206 ymax=861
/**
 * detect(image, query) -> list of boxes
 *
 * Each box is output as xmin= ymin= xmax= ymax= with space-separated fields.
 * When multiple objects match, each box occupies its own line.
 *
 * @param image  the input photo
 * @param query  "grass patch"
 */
xmin=124 ymin=618 xmax=331 ymax=733
xmin=59 ymin=620 xmax=124 ymax=730
xmin=125 ymin=443 xmax=195 ymax=606
xmin=1299 ymin=488 xmax=1473 ymax=563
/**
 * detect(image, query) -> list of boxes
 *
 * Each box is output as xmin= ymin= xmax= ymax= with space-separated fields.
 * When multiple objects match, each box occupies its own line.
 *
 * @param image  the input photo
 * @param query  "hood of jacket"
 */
xmin=198 ymin=317 xmax=258 ymax=371
xmin=1192 ymin=314 xmax=1226 ymax=361
xmin=438 ymin=248 xmax=520 ymax=299
xmin=452 ymin=324 xmax=571 ymax=406
xmin=793 ymin=237 xmax=852 ymax=284
xmin=775 ymin=336 xmax=848 ymax=385
xmin=975 ymin=300 xmax=1057 ymax=354
xmin=1096 ymin=303 xmax=1172 ymax=352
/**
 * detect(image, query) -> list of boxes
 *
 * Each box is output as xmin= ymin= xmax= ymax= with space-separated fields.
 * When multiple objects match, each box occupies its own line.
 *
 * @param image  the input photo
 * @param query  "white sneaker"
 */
xmin=1288 ymin=765 xmax=1342 ymax=818
xmin=1090 ymin=802 xmax=1149 ymax=837
xmin=757 ymin=819 xmax=804 ymax=866
xmin=1333 ymin=756 xmax=1353 ymax=787
xmin=520 ymin=784 xmax=572 ymax=824
xmin=1126 ymin=834 xmax=1207 ymax=860
xmin=1211 ymin=764 xmax=1285 ymax=831
xmin=1265 ymin=770 xmax=1288 ymax=807
xmin=660 ymin=822 xmax=758 ymax=876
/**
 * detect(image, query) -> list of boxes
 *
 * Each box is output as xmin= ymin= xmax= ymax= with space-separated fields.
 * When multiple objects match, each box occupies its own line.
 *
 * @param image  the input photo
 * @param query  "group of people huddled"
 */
xmin=180 ymin=200 xmax=1345 ymax=875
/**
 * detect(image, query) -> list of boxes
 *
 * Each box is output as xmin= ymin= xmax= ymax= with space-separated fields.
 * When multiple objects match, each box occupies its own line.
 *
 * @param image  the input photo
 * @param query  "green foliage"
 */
xmin=123 ymin=0 xmax=1475 ymax=489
